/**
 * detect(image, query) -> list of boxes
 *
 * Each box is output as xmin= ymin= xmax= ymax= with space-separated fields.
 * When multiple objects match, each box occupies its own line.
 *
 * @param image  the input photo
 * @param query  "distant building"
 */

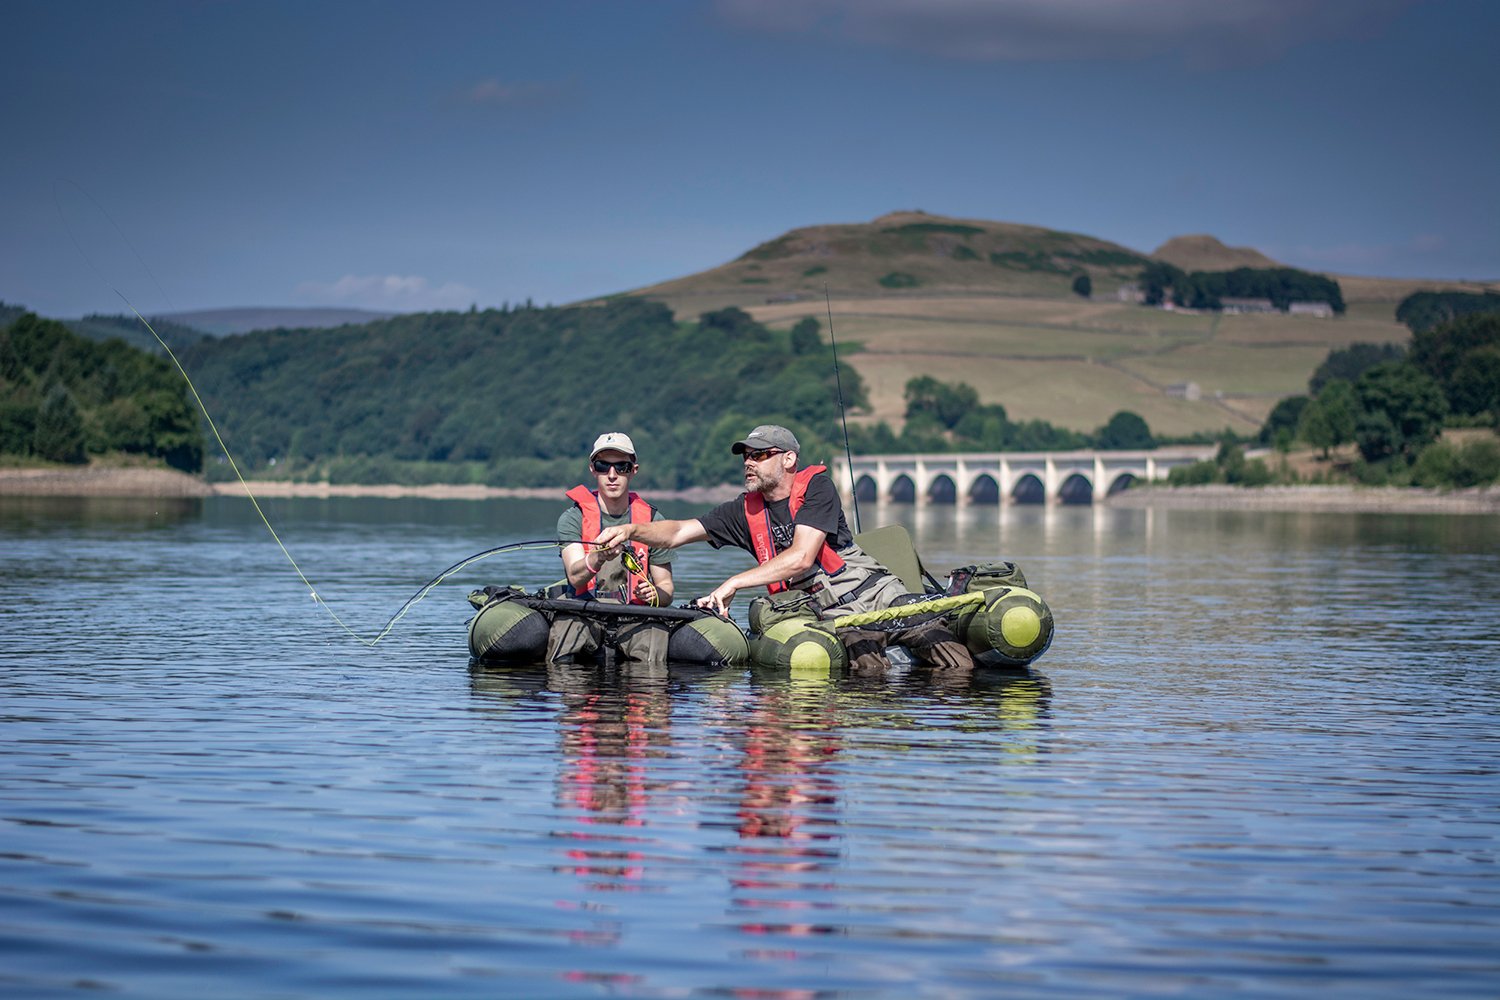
xmin=1220 ymin=297 xmax=1276 ymax=314
xmin=1289 ymin=301 xmax=1334 ymax=318
xmin=1166 ymin=381 xmax=1201 ymax=401
xmin=1117 ymin=283 xmax=1145 ymax=303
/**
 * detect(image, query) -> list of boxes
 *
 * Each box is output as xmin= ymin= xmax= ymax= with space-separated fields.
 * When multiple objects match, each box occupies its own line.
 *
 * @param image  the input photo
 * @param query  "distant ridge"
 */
xmin=1151 ymin=234 xmax=1280 ymax=271
xmin=154 ymin=306 xmax=399 ymax=336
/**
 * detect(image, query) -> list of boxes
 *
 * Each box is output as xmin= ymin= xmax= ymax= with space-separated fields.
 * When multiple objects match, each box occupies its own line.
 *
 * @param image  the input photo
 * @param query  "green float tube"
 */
xmin=951 ymin=586 xmax=1054 ymax=667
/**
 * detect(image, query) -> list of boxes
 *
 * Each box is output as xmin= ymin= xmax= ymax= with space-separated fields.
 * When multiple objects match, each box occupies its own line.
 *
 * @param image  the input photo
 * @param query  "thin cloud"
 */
xmin=716 ymin=0 xmax=1417 ymax=68
xmin=451 ymin=77 xmax=572 ymax=110
xmin=295 ymin=274 xmax=478 ymax=311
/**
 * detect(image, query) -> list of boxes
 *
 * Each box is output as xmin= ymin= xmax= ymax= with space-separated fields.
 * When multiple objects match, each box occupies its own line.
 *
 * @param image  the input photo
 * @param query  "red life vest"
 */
xmin=566 ymin=485 xmax=653 ymax=603
xmin=744 ymin=465 xmax=847 ymax=594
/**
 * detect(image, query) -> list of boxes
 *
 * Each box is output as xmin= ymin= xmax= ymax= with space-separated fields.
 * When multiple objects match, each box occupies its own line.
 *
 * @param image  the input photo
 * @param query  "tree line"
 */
xmin=1139 ymin=262 xmax=1345 ymax=314
xmin=1252 ymin=293 xmax=1500 ymax=488
xmin=0 ymin=311 xmax=202 ymax=470
xmin=846 ymin=375 xmax=1165 ymax=455
xmin=173 ymin=299 xmax=870 ymax=489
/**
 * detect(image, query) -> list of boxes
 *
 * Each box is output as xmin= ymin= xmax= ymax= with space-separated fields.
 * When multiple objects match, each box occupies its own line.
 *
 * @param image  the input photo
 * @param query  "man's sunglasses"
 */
xmin=592 ymin=459 xmax=635 ymax=475
xmin=742 ymin=448 xmax=783 ymax=462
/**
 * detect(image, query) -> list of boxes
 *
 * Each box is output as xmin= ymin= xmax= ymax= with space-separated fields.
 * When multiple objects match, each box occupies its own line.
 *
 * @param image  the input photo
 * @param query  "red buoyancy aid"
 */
xmin=566 ymin=485 xmax=653 ymax=603
xmin=744 ymin=465 xmax=847 ymax=594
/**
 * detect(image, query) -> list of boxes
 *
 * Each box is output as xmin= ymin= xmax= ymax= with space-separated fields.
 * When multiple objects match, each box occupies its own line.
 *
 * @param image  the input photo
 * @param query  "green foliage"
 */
xmin=905 ymin=376 xmax=978 ymax=429
xmin=1396 ymin=290 xmax=1500 ymax=333
xmin=1095 ymin=410 xmax=1153 ymax=450
xmin=1309 ymin=342 xmax=1405 ymax=395
xmin=65 ymin=313 xmax=209 ymax=356
xmin=177 ymin=298 xmax=868 ymax=487
xmin=790 ymin=317 xmax=822 ymax=355
xmin=990 ymin=250 xmax=1071 ymax=275
xmin=1139 ymin=262 xmax=1344 ymax=313
xmin=878 ymin=272 xmax=920 ymax=289
xmin=1071 ymin=273 xmax=1092 ymax=298
xmin=801 ymin=266 xmax=828 ymax=278
xmin=1258 ymin=395 xmax=1310 ymax=445
xmin=34 ymin=385 xmax=86 ymax=463
xmin=1408 ymin=313 xmax=1500 ymax=418
xmin=1353 ymin=362 xmax=1448 ymax=462
xmin=951 ymin=245 xmax=980 ymax=262
xmin=1297 ymin=379 xmax=1358 ymax=457
xmin=0 ymin=313 xmax=203 ymax=471
xmin=1410 ymin=437 xmax=1500 ymax=489
xmin=1167 ymin=459 xmax=1219 ymax=485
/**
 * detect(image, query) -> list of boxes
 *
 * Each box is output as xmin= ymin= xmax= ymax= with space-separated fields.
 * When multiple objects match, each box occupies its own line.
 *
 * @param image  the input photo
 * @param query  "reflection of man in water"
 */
xmin=551 ymin=664 xmax=673 ymax=889
xmin=731 ymin=685 xmax=843 ymax=939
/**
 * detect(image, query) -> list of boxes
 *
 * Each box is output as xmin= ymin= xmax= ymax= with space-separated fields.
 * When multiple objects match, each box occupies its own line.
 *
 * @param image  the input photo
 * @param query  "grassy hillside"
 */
xmin=620 ymin=212 xmax=1498 ymax=437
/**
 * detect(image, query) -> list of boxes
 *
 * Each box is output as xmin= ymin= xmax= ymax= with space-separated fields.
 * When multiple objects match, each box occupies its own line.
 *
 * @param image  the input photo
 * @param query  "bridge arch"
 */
xmin=1058 ymin=473 xmax=1094 ymax=504
xmin=968 ymin=474 xmax=1000 ymax=505
xmin=1011 ymin=474 xmax=1045 ymax=504
xmin=927 ymin=474 xmax=957 ymax=504
xmin=888 ymin=474 xmax=916 ymax=503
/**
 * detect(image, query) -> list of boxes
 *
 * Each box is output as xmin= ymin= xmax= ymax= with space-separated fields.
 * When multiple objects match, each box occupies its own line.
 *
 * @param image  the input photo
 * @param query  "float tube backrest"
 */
xmin=853 ymin=524 xmax=927 ymax=593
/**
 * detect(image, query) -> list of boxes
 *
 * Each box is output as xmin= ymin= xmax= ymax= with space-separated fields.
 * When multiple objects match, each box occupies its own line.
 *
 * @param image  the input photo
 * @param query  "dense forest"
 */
xmin=177 ymin=298 xmax=867 ymax=488
xmin=1139 ymin=263 xmax=1345 ymax=313
xmin=0 ymin=310 xmax=202 ymax=470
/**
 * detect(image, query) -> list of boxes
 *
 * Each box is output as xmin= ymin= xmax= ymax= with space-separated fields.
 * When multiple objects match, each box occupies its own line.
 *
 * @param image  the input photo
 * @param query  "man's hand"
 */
xmin=633 ymin=578 xmax=660 ymax=607
xmin=594 ymin=524 xmax=633 ymax=551
xmin=695 ymin=580 xmax=739 ymax=617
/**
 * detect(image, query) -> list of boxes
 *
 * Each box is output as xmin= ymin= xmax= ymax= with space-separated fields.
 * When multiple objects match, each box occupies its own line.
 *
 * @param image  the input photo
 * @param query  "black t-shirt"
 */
xmin=698 ymin=471 xmax=853 ymax=557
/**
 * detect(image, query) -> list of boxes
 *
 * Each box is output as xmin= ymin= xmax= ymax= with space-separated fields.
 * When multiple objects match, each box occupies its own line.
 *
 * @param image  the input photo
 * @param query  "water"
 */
xmin=2 ymin=495 xmax=1498 ymax=998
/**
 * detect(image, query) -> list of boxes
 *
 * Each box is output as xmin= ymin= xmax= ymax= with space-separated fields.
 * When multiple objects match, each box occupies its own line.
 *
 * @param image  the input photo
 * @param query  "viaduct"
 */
xmin=835 ymin=448 xmax=1216 ymax=505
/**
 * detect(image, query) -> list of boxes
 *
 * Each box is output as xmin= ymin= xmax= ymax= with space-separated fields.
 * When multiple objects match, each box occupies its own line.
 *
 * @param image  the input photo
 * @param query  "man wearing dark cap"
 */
xmin=593 ymin=424 xmax=972 ymax=673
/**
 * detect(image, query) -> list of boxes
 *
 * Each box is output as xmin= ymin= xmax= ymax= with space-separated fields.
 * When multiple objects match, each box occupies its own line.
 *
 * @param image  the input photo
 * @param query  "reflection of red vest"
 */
xmin=744 ymin=466 xmax=846 ymax=594
xmin=566 ymin=485 xmax=652 ymax=602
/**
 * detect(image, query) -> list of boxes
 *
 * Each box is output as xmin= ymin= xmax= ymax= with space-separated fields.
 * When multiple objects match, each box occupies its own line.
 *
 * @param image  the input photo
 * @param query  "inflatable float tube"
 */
xmin=467 ymin=587 xmax=748 ymax=667
xmin=744 ymin=585 xmax=1054 ymax=677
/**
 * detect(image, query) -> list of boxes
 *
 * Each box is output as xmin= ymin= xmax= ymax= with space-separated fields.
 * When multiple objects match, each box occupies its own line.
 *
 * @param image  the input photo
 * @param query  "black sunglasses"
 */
xmin=742 ymin=448 xmax=783 ymax=462
xmin=592 ymin=459 xmax=635 ymax=475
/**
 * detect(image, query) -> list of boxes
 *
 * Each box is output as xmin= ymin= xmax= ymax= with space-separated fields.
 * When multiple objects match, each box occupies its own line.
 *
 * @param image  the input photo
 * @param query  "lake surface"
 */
xmin=2 ymin=494 xmax=1498 ymax=998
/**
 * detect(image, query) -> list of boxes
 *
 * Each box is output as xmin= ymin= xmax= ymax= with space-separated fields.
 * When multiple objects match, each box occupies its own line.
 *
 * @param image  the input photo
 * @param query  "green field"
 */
xmin=616 ymin=211 xmax=1496 ymax=438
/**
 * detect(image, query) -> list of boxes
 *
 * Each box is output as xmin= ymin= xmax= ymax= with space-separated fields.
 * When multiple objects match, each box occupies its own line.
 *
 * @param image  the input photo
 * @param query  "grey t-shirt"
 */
xmin=556 ymin=500 xmax=674 ymax=566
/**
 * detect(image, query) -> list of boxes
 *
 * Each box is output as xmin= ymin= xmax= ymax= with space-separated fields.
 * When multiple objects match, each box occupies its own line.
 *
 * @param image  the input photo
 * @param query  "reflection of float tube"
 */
xmin=748 ymin=619 xmax=848 ymax=678
xmin=952 ymin=587 xmax=1054 ymax=667
xmin=468 ymin=598 xmax=550 ymax=662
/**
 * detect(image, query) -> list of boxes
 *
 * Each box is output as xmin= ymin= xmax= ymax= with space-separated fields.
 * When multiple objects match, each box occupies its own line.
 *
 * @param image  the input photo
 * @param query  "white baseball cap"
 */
xmin=589 ymin=432 xmax=636 ymax=461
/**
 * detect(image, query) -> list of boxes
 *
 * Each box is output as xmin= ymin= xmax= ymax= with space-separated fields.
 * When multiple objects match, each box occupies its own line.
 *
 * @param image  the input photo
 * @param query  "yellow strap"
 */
xmin=828 ymin=590 xmax=984 ymax=630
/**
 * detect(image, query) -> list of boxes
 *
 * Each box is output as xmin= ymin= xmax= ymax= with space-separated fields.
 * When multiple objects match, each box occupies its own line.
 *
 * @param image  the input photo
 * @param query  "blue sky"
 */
xmin=5 ymin=0 xmax=1497 ymax=317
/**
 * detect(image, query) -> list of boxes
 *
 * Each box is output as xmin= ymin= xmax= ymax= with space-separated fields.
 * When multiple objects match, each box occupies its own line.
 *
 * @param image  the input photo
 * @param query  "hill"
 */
xmin=1151 ymin=234 xmax=1280 ymax=271
xmin=618 ymin=212 xmax=1497 ymax=436
xmin=625 ymin=210 xmax=1152 ymax=317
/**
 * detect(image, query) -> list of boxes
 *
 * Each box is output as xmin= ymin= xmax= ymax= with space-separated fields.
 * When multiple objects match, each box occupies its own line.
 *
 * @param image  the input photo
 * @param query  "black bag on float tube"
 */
xmin=947 ymin=561 xmax=1027 ymax=594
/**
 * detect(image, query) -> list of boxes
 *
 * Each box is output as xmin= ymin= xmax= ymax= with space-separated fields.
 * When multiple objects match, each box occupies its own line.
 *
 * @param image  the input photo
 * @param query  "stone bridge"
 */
xmin=836 ymin=448 xmax=1215 ymax=505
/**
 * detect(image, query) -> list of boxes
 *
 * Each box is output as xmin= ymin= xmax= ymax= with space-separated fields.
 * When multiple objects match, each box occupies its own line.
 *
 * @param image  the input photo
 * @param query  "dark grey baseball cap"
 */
xmin=731 ymin=424 xmax=800 ymax=455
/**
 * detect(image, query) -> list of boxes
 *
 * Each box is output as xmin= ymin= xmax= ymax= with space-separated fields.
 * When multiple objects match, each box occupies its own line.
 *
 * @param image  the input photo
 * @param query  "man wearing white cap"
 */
xmin=594 ymin=424 xmax=972 ymax=674
xmin=550 ymin=432 xmax=675 ymax=663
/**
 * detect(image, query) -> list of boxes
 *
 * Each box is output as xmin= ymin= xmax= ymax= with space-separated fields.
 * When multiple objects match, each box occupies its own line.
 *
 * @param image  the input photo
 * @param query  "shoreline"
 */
xmin=1102 ymin=483 xmax=1500 ymax=514
xmin=3 ymin=467 xmax=1497 ymax=513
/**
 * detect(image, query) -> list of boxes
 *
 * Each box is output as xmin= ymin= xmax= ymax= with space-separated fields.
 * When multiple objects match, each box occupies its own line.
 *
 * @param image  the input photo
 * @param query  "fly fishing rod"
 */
xmin=825 ymin=284 xmax=861 ymax=533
